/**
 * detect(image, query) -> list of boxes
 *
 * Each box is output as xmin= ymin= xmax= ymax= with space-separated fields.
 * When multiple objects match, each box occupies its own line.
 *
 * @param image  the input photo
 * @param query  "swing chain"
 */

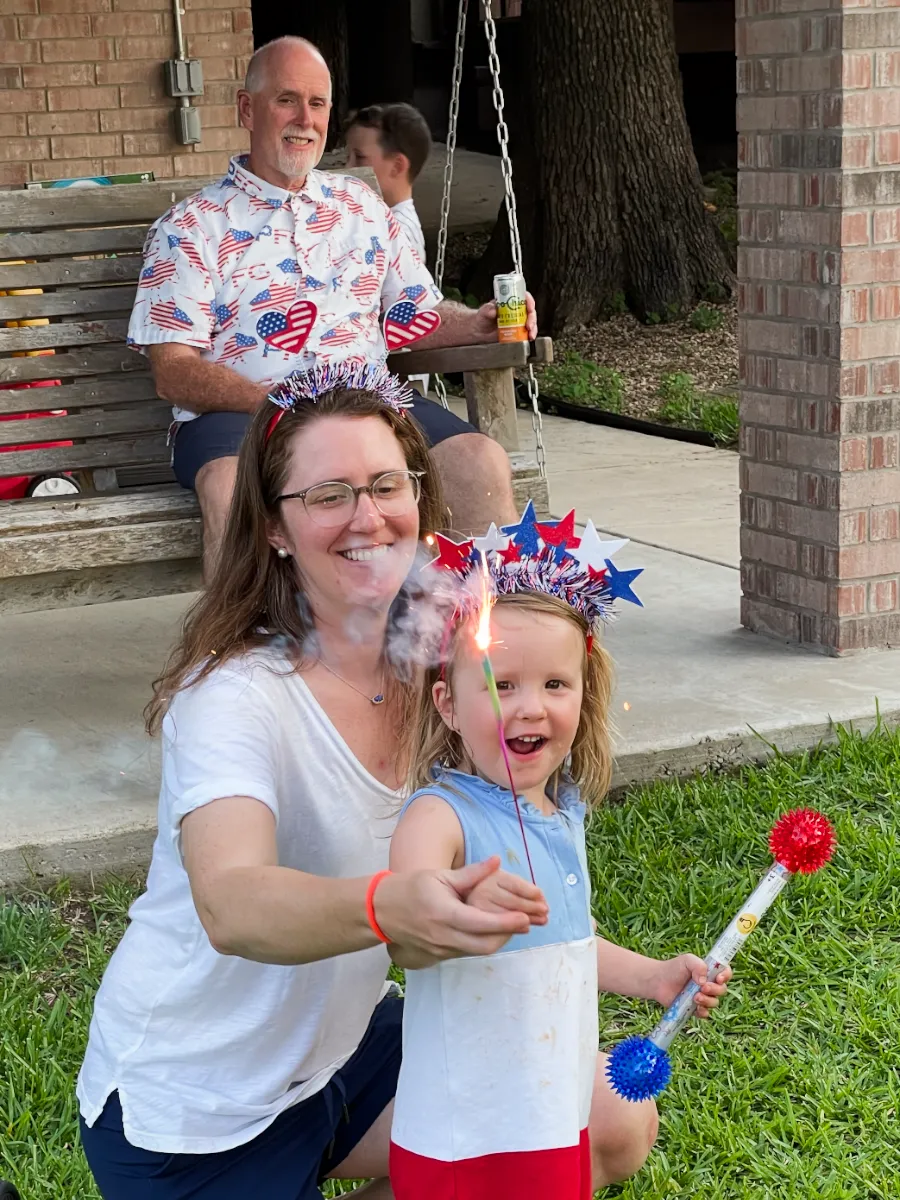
xmin=433 ymin=0 xmax=469 ymax=412
xmin=480 ymin=0 xmax=546 ymax=480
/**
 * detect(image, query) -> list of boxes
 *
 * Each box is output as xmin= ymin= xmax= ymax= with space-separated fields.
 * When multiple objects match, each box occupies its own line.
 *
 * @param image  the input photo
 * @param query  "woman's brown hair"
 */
xmin=145 ymin=388 xmax=445 ymax=736
xmin=406 ymin=591 xmax=615 ymax=808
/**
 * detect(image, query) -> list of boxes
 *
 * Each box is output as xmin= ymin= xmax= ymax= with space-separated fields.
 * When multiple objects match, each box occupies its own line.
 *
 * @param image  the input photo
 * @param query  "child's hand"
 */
xmin=652 ymin=954 xmax=731 ymax=1019
xmin=465 ymin=869 xmax=549 ymax=925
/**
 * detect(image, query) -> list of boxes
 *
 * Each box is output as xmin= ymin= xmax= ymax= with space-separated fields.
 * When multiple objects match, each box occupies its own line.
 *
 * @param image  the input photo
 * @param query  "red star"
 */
xmin=499 ymin=541 xmax=523 ymax=565
xmin=535 ymin=510 xmax=578 ymax=551
xmin=587 ymin=565 xmax=608 ymax=583
xmin=433 ymin=533 xmax=475 ymax=572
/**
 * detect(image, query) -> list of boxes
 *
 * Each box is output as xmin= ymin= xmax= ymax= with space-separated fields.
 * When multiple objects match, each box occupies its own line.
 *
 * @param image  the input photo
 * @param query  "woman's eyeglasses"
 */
xmin=274 ymin=470 xmax=424 ymax=528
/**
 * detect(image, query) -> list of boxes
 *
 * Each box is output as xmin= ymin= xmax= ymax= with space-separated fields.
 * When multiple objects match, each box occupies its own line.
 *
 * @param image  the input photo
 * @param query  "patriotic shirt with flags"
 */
xmin=128 ymin=155 xmax=441 ymax=423
xmin=390 ymin=770 xmax=598 ymax=1200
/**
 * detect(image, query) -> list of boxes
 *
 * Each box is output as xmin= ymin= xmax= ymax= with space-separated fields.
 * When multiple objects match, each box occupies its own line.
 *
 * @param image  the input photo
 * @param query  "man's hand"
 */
xmin=465 ymin=868 xmax=548 ymax=923
xmin=473 ymin=290 xmax=538 ymax=341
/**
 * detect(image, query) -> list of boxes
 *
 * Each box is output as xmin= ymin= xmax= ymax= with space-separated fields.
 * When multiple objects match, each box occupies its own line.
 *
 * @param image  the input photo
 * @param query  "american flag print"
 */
xmin=249 ymin=285 xmax=297 ymax=311
xmin=218 ymin=332 xmax=258 ymax=362
xmin=149 ymin=299 xmax=194 ymax=331
xmin=127 ymin=156 xmax=441 ymax=402
xmin=383 ymin=301 xmax=441 ymax=351
xmin=139 ymin=258 xmax=177 ymax=288
xmin=306 ymin=203 xmax=342 ymax=234
xmin=217 ymin=228 xmax=255 ymax=271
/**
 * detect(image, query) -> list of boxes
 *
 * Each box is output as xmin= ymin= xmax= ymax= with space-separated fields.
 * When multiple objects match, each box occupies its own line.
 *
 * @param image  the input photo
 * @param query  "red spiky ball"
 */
xmin=768 ymin=808 xmax=836 ymax=874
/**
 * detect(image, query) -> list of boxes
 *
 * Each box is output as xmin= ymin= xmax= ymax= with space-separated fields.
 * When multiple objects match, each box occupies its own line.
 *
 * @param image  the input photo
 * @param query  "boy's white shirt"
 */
xmin=391 ymin=199 xmax=430 ymax=395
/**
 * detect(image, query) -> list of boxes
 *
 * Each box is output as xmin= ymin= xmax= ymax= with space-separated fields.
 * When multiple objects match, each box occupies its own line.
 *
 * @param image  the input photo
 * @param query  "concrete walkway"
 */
xmin=2 ymin=413 xmax=899 ymax=889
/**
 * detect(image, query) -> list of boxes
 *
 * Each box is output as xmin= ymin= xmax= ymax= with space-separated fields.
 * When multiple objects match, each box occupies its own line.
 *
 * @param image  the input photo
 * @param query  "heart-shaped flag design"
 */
xmin=256 ymin=300 xmax=318 ymax=354
xmin=383 ymin=301 xmax=441 ymax=351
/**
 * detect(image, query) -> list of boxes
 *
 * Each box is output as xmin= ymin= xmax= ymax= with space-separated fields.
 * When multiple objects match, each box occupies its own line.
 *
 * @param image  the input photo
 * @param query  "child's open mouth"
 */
xmin=506 ymin=735 xmax=547 ymax=757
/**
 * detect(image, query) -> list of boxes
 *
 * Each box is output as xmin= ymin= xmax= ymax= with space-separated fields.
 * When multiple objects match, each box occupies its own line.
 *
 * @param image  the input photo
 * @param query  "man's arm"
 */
xmin=412 ymin=295 xmax=538 ymax=352
xmin=148 ymin=344 xmax=270 ymax=416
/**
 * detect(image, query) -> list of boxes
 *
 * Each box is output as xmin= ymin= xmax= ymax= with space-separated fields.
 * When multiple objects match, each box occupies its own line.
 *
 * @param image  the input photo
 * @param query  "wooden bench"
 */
xmin=0 ymin=178 xmax=551 ymax=616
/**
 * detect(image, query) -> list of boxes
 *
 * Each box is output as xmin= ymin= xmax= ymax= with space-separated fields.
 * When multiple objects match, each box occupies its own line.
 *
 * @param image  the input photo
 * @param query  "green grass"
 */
xmin=2 ymin=724 xmax=899 ymax=1198
xmin=654 ymin=371 xmax=740 ymax=446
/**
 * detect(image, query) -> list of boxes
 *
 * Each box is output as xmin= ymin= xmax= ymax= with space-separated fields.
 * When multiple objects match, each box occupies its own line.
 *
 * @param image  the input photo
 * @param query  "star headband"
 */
xmin=265 ymin=361 xmax=415 ymax=443
xmin=428 ymin=500 xmax=644 ymax=634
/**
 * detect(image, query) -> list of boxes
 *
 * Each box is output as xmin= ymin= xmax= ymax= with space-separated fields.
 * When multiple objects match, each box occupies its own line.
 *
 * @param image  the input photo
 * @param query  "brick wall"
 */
xmin=738 ymin=0 xmax=900 ymax=653
xmin=0 ymin=0 xmax=253 ymax=187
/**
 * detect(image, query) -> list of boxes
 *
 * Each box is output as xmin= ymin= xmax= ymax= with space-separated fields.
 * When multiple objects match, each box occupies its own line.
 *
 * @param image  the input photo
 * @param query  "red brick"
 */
xmin=101 ymin=154 xmax=175 ymax=176
xmin=870 ymin=580 xmax=899 ymax=614
xmin=0 ymin=37 xmax=40 ymax=62
xmin=197 ymin=81 xmax=239 ymax=106
xmin=841 ymin=287 xmax=869 ymax=323
xmin=840 ymin=511 xmax=869 ymax=545
xmin=870 ymin=507 xmax=900 ymax=541
xmin=28 ymin=110 xmax=99 ymax=136
xmin=870 ymin=434 xmax=899 ymax=468
xmin=113 ymin=35 xmax=174 ymax=57
xmin=0 ymin=0 xmax=37 ymax=11
xmin=0 ymin=134 xmax=48 ymax=160
xmin=189 ymin=104 xmax=238 ymax=128
xmin=741 ymin=597 xmax=801 ymax=643
xmin=737 ymin=95 xmax=802 ymax=132
xmin=0 ymin=66 xmax=21 ymax=86
xmin=842 ymin=51 xmax=873 ymax=88
xmin=182 ymin=9 xmax=232 ymax=32
xmin=47 ymin=85 xmax=119 ymax=113
xmin=841 ymin=438 xmax=868 ymax=471
xmin=742 ymin=461 xmax=799 ymax=500
xmin=839 ymin=542 xmax=900 ymax=581
xmin=840 ymin=365 xmax=869 ymax=397
xmin=172 ymin=148 xmax=233 ymax=176
xmin=50 ymin=132 xmax=121 ymax=158
xmin=38 ymin=0 xmax=111 ymax=9
xmin=22 ymin=62 xmax=93 ymax=87
xmin=842 ymin=134 xmax=872 ymax=169
xmin=841 ymin=469 xmax=900 ymax=508
xmin=843 ymin=322 xmax=900 ymax=359
xmin=121 ymin=131 xmax=172 ymax=155
xmin=843 ymin=90 xmax=900 ymax=128
xmin=0 ymin=87 xmax=46 ymax=112
xmin=111 ymin=0 xmax=168 ymax=8
xmin=18 ymin=12 xmax=89 ymax=35
xmin=836 ymin=584 xmax=867 ymax=616
xmin=0 ymin=162 xmax=29 ymax=185
xmin=96 ymin=61 xmax=161 ymax=85
xmin=100 ymin=107 xmax=172 ymax=132
xmin=776 ymin=571 xmax=828 ymax=611
xmin=233 ymin=8 xmax=251 ymax=31
xmin=873 ymin=360 xmax=900 ymax=393
xmin=0 ymin=113 xmax=26 ymax=136
xmin=41 ymin=37 xmax=113 ymax=62
xmin=92 ymin=10 xmax=163 ymax=34
xmin=118 ymin=82 xmax=168 ymax=106
xmin=30 ymin=156 xmax=103 ymax=180
xmin=185 ymin=32 xmax=250 ymax=56
xmin=875 ymin=50 xmax=900 ymax=86
xmin=740 ymin=528 xmax=798 ymax=570
xmin=841 ymin=211 xmax=869 ymax=245
xmin=876 ymin=132 xmax=900 ymax=165
xmin=193 ymin=125 xmax=247 ymax=152
xmin=873 ymin=210 xmax=900 ymax=245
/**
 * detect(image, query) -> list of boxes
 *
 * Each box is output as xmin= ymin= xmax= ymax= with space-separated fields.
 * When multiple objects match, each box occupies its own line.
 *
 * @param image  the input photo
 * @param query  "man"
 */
xmin=129 ymin=36 xmax=536 ymax=578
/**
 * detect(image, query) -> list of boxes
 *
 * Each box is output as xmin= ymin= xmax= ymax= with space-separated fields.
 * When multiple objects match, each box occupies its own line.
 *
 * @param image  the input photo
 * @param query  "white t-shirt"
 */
xmin=76 ymin=649 xmax=400 ymax=1155
xmin=391 ymin=198 xmax=426 ymax=264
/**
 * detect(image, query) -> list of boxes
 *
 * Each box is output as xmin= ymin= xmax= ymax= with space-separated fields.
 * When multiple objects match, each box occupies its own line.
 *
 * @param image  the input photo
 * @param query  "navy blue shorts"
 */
xmin=172 ymin=393 xmax=475 ymax=492
xmin=78 ymin=995 xmax=403 ymax=1200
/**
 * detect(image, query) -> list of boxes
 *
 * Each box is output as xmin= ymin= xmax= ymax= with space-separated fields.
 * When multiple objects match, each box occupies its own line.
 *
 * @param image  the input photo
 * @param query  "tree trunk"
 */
xmin=470 ymin=0 xmax=733 ymax=330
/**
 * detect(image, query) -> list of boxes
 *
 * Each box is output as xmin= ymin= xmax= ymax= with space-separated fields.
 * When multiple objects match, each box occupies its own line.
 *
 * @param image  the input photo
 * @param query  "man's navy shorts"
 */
xmin=78 ymin=995 xmax=402 ymax=1200
xmin=172 ymin=392 xmax=475 ymax=492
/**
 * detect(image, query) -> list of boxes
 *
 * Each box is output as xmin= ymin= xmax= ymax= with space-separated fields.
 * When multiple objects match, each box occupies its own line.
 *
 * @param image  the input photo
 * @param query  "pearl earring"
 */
xmin=277 ymin=547 xmax=289 ymax=559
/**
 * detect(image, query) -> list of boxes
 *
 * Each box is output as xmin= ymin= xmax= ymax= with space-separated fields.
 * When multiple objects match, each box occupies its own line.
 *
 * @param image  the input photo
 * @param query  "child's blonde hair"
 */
xmin=406 ymin=591 xmax=615 ymax=807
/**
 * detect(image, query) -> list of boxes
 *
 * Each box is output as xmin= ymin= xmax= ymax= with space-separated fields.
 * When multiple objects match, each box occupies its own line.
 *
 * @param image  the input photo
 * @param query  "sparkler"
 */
xmin=473 ymin=553 xmax=536 ymax=885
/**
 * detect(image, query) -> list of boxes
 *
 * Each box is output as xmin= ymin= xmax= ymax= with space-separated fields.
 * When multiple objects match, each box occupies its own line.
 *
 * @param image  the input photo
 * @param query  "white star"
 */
xmin=473 ymin=523 xmax=511 ymax=554
xmin=570 ymin=521 xmax=629 ymax=572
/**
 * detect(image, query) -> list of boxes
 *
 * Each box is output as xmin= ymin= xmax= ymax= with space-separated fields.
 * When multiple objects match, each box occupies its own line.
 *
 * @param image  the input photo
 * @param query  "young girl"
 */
xmin=382 ymin=509 xmax=730 ymax=1199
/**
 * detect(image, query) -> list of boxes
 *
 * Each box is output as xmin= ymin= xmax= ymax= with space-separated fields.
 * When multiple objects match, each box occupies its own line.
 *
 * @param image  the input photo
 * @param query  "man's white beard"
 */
xmin=275 ymin=130 xmax=321 ymax=184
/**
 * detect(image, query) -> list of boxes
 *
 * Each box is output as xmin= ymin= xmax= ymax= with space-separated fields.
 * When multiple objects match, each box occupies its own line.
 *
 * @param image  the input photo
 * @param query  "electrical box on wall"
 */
xmin=176 ymin=106 xmax=202 ymax=145
xmin=165 ymin=59 xmax=204 ymax=98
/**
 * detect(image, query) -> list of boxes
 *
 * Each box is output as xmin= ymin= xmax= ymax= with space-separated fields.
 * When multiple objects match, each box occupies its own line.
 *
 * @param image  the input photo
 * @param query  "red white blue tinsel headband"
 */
xmin=428 ymin=500 xmax=644 ymax=631
xmin=265 ymin=362 xmax=414 ymax=442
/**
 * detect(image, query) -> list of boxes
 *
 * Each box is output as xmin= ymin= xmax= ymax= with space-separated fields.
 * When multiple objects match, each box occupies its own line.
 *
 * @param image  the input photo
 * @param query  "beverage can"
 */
xmin=493 ymin=272 xmax=528 ymax=343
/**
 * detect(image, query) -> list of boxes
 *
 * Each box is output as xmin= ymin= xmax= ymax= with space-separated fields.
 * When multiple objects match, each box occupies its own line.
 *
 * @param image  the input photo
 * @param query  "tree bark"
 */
xmin=470 ymin=0 xmax=733 ymax=330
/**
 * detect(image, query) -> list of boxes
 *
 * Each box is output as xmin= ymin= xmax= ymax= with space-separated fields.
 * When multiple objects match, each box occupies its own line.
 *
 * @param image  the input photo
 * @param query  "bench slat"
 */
xmin=0 ymin=431 xmax=167 ymax=476
xmin=0 ymin=318 xmax=129 ymax=354
xmin=0 ymin=347 xmax=148 ymax=383
xmin=0 ymin=226 xmax=150 ymax=260
xmin=0 ymin=287 xmax=137 ymax=322
xmin=387 ymin=337 xmax=553 ymax=376
xmin=0 ymin=167 xmax=379 ymax=231
xmin=0 ymin=485 xmax=195 ymax=535
xmin=1 ymin=516 xmax=201 ymax=579
xmin=0 ymin=375 xmax=157 ymax=416
xmin=0 ymin=257 xmax=141 ymax=289
xmin=0 ymin=404 xmax=171 ymax=449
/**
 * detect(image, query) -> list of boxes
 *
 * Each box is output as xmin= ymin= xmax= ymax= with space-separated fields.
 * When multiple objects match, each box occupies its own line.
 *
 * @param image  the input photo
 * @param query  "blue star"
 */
xmin=501 ymin=500 xmax=542 ymax=556
xmin=604 ymin=559 xmax=644 ymax=606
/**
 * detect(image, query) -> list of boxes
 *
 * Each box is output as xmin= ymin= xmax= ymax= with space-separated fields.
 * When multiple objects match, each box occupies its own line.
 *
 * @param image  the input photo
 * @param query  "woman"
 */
xmin=76 ymin=367 xmax=662 ymax=1199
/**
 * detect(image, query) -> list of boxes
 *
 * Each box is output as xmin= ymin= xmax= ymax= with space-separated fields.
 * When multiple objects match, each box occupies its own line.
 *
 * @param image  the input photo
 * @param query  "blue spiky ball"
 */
xmin=606 ymin=1036 xmax=672 ymax=1102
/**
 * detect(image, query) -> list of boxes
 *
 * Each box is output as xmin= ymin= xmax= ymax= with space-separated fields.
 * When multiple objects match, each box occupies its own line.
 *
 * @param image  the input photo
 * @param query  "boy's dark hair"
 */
xmin=346 ymin=103 xmax=432 ymax=181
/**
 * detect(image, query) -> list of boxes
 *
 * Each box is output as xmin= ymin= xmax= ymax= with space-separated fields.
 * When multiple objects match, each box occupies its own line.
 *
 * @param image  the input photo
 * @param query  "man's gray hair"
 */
xmin=243 ymin=36 xmax=330 ymax=94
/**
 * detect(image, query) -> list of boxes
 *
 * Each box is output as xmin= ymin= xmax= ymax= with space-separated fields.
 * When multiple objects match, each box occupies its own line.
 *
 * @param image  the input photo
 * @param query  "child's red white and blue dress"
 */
xmin=390 ymin=768 xmax=598 ymax=1200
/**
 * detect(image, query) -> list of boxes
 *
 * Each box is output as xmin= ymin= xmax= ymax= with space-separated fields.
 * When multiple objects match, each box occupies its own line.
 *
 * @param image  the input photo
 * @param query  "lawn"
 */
xmin=2 ymin=724 xmax=899 ymax=1199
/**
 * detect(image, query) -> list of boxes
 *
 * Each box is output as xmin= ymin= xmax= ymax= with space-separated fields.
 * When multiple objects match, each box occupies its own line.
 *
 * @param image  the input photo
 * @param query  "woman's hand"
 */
xmin=376 ymin=856 xmax=548 ymax=970
xmin=651 ymin=954 xmax=732 ymax=1019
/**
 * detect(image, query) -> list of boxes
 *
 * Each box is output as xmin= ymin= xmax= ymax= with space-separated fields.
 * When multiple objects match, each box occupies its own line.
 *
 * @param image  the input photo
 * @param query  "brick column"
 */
xmin=737 ymin=1 xmax=900 ymax=653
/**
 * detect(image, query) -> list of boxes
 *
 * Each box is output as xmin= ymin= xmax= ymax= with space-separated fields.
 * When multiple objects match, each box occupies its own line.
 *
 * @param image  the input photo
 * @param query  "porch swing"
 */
xmin=385 ymin=0 xmax=553 ymax=517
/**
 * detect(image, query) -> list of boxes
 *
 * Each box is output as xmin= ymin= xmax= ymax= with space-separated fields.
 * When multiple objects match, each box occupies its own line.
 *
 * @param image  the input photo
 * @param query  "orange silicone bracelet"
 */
xmin=366 ymin=869 xmax=393 ymax=944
